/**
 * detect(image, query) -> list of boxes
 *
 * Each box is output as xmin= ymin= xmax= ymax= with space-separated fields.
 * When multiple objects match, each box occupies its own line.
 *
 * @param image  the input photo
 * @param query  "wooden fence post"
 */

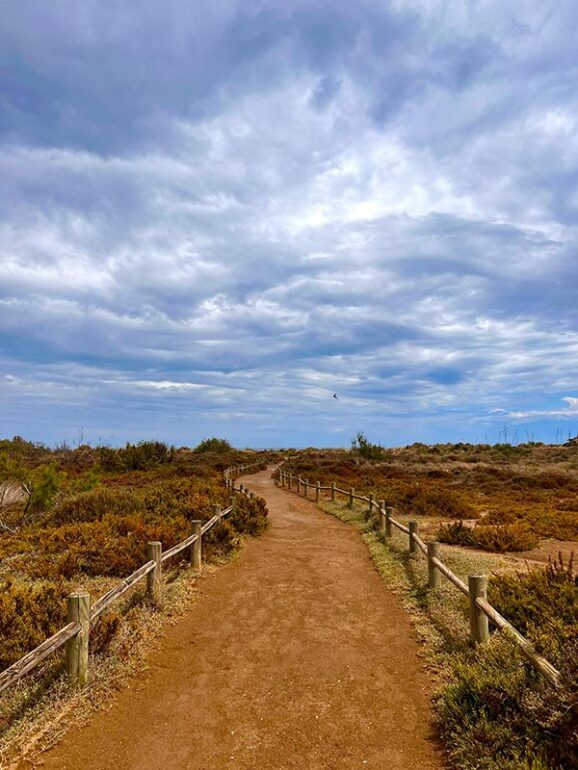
xmin=368 ymin=493 xmax=373 ymax=517
xmin=66 ymin=592 xmax=90 ymax=687
xmin=147 ymin=541 xmax=162 ymax=606
xmin=427 ymin=542 xmax=440 ymax=589
xmin=214 ymin=504 xmax=222 ymax=519
xmin=385 ymin=506 xmax=393 ymax=538
xmin=288 ymin=474 xmax=292 ymax=489
xmin=469 ymin=576 xmax=490 ymax=644
xmin=297 ymin=477 xmax=301 ymax=494
xmin=331 ymin=482 xmax=336 ymax=502
xmin=316 ymin=481 xmax=320 ymax=502
xmin=348 ymin=488 xmax=354 ymax=508
xmin=379 ymin=501 xmax=386 ymax=535
xmin=191 ymin=521 xmax=202 ymax=570
xmin=409 ymin=521 xmax=418 ymax=554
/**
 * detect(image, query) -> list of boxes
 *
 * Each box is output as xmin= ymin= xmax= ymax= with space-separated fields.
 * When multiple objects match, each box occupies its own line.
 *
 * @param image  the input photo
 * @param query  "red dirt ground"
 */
xmin=18 ymin=468 xmax=444 ymax=770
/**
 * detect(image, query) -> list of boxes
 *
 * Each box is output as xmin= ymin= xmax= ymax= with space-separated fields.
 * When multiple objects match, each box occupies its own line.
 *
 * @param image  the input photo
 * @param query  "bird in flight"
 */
xmin=333 ymin=393 xmax=339 ymax=399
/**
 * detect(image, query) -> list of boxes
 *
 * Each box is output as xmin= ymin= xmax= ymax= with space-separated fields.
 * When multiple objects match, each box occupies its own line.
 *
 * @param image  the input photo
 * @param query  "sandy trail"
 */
xmin=20 ymin=468 xmax=443 ymax=770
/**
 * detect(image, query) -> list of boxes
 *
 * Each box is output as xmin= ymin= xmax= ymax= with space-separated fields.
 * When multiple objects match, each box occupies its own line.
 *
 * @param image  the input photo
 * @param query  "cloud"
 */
xmin=504 ymin=397 xmax=578 ymax=421
xmin=1 ymin=1 xmax=578 ymax=446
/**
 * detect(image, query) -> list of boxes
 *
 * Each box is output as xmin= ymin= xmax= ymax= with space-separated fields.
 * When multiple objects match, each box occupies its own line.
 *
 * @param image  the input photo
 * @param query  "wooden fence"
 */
xmin=0 ymin=460 xmax=264 ymax=696
xmin=275 ymin=469 xmax=561 ymax=688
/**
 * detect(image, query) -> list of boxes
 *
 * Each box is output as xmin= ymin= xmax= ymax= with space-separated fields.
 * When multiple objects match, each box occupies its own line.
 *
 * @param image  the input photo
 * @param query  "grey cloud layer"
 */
xmin=1 ymin=0 xmax=577 ymax=445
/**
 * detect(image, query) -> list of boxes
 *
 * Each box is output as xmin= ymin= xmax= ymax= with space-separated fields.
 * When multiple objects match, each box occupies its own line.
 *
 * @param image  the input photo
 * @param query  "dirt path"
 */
xmin=20 ymin=469 xmax=443 ymax=770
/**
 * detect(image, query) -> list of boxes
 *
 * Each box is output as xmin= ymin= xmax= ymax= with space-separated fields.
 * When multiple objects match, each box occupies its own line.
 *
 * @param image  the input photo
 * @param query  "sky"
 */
xmin=1 ymin=0 xmax=578 ymax=449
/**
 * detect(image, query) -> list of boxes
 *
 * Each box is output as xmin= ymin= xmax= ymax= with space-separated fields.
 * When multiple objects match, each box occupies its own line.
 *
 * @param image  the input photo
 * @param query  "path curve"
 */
xmin=19 ymin=468 xmax=443 ymax=770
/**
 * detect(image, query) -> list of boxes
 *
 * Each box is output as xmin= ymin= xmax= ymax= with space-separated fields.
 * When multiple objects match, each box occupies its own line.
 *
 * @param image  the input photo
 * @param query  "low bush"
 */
xmin=229 ymin=493 xmax=269 ymax=536
xmin=438 ymin=520 xmax=539 ymax=552
xmin=0 ymin=579 xmax=67 ymax=670
xmin=437 ymin=635 xmax=577 ymax=770
xmin=397 ymin=484 xmax=476 ymax=518
xmin=194 ymin=437 xmax=233 ymax=453
xmin=48 ymin=488 xmax=141 ymax=526
xmin=488 ymin=556 xmax=578 ymax=655
xmin=98 ymin=441 xmax=174 ymax=472
xmin=484 ymin=508 xmax=578 ymax=541
xmin=438 ymin=562 xmax=578 ymax=769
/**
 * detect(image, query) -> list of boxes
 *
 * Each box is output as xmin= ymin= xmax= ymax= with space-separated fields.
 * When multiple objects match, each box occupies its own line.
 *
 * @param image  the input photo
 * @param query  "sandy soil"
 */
xmin=19 ymin=468 xmax=443 ymax=770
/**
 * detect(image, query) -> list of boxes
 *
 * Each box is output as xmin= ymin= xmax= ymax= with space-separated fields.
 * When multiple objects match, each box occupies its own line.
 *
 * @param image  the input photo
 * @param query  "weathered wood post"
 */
xmin=368 ymin=493 xmax=374 ymax=518
xmin=348 ymin=488 xmax=354 ymax=508
xmin=409 ymin=521 xmax=418 ymax=554
xmin=66 ymin=592 xmax=90 ymax=687
xmin=297 ymin=477 xmax=301 ymax=494
xmin=331 ymin=481 xmax=336 ymax=502
xmin=214 ymin=504 xmax=222 ymax=519
xmin=379 ymin=500 xmax=386 ymax=535
xmin=191 ymin=520 xmax=202 ymax=569
xmin=316 ymin=481 xmax=320 ymax=502
xmin=303 ymin=479 xmax=307 ymax=498
xmin=385 ymin=506 xmax=393 ymax=538
xmin=427 ymin=542 xmax=440 ymax=589
xmin=289 ymin=474 xmax=293 ymax=489
xmin=147 ymin=541 xmax=162 ymax=606
xmin=469 ymin=576 xmax=490 ymax=644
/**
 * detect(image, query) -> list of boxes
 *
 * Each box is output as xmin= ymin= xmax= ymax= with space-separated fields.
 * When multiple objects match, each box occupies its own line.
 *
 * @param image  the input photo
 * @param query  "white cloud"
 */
xmin=1 ymin=0 xmax=578 ymax=445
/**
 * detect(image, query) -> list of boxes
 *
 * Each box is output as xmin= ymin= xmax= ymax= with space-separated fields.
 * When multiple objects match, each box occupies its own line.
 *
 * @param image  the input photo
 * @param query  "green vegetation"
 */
xmin=439 ymin=557 xmax=578 ymax=769
xmin=194 ymin=437 xmax=233 ymax=453
xmin=98 ymin=440 xmax=175 ymax=471
xmin=350 ymin=431 xmax=388 ymax=460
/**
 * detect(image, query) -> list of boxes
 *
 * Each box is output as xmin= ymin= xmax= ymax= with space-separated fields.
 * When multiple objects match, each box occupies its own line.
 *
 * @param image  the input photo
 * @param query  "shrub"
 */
xmin=472 ymin=523 xmax=539 ymax=552
xmin=350 ymin=432 xmax=385 ymax=460
xmin=229 ymin=494 xmax=269 ymax=536
xmin=488 ymin=556 xmax=578 ymax=654
xmin=0 ymin=579 xmax=67 ymax=669
xmin=122 ymin=441 xmax=174 ymax=470
xmin=438 ymin=521 xmax=539 ymax=552
xmin=400 ymin=485 xmax=476 ymax=518
xmin=437 ymin=520 xmax=476 ymax=547
xmin=48 ymin=488 xmax=141 ymax=526
xmin=437 ymin=635 xmax=571 ymax=770
xmin=194 ymin=437 xmax=233 ymax=453
xmin=98 ymin=442 xmax=174 ymax=471
xmin=438 ymin=580 xmax=578 ymax=770
xmin=11 ymin=515 xmax=192 ymax=579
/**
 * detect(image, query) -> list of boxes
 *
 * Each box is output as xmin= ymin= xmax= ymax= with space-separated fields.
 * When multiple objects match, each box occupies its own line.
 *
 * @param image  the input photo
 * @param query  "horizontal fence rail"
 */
xmin=275 ymin=469 xmax=560 ymax=688
xmin=0 ymin=460 xmax=265 ymax=696
xmin=0 ymin=622 xmax=80 ymax=695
